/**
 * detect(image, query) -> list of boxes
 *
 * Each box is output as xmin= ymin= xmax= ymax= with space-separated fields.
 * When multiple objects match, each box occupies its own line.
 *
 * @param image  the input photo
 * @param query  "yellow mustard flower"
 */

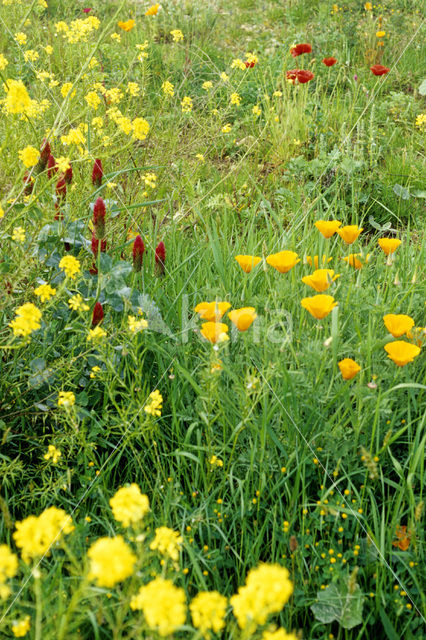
xmin=190 ymin=591 xmax=227 ymax=636
xmin=87 ymin=536 xmax=136 ymax=587
xmin=34 ymin=284 xmax=56 ymax=302
xmin=109 ymin=484 xmax=150 ymax=527
xmin=130 ymin=577 xmax=186 ymax=636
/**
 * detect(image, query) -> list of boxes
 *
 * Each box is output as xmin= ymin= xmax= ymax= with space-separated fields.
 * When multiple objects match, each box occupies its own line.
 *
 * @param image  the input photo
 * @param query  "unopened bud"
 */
xmin=132 ymin=235 xmax=145 ymax=272
xmin=155 ymin=241 xmax=166 ymax=276
xmin=92 ymin=301 xmax=104 ymax=327
xmin=92 ymin=158 xmax=103 ymax=188
xmin=93 ymin=197 xmax=106 ymax=239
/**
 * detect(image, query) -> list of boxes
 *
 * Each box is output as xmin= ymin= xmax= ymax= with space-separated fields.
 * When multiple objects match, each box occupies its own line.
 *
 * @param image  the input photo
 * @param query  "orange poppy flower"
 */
xmin=378 ymin=238 xmax=401 ymax=255
xmin=342 ymin=253 xmax=370 ymax=269
xmin=266 ymin=251 xmax=300 ymax=273
xmin=306 ymin=255 xmax=333 ymax=269
xmin=392 ymin=525 xmax=410 ymax=551
xmin=194 ymin=302 xmax=231 ymax=322
xmin=286 ymin=69 xmax=314 ymax=84
xmin=406 ymin=326 xmax=426 ymax=347
xmin=314 ymin=220 xmax=341 ymax=238
xmin=228 ymin=307 xmax=257 ymax=331
xmin=384 ymin=341 xmax=421 ymax=367
xmin=301 ymin=294 xmax=337 ymax=319
xmin=322 ymin=57 xmax=337 ymax=67
xmin=338 ymin=358 xmax=361 ymax=380
xmin=383 ymin=314 xmax=415 ymax=338
xmin=145 ymin=4 xmax=160 ymax=16
xmin=290 ymin=43 xmax=312 ymax=57
xmin=235 ymin=255 xmax=262 ymax=273
xmin=302 ymin=269 xmax=339 ymax=292
xmin=200 ymin=322 xmax=229 ymax=344
xmin=370 ymin=64 xmax=390 ymax=76
xmin=337 ymin=225 xmax=363 ymax=244
xmin=118 ymin=19 xmax=136 ymax=31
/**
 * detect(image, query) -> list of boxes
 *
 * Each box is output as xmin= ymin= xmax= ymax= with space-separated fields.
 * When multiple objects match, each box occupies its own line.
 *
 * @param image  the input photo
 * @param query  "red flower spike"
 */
xmin=370 ymin=64 xmax=390 ymax=76
xmin=23 ymin=171 xmax=33 ymax=195
xmin=286 ymin=69 xmax=314 ymax=84
xmin=92 ymin=302 xmax=104 ymax=326
xmin=64 ymin=163 xmax=73 ymax=185
xmin=39 ymin=138 xmax=51 ymax=170
xmin=93 ymin=197 xmax=106 ymax=239
xmin=155 ymin=241 xmax=166 ymax=276
xmin=56 ymin=177 xmax=67 ymax=202
xmin=91 ymin=233 xmax=107 ymax=258
xmin=132 ymin=235 xmax=145 ymax=272
xmin=290 ymin=43 xmax=312 ymax=57
xmin=92 ymin=158 xmax=103 ymax=188
xmin=47 ymin=155 xmax=57 ymax=179
xmin=322 ymin=57 xmax=337 ymax=67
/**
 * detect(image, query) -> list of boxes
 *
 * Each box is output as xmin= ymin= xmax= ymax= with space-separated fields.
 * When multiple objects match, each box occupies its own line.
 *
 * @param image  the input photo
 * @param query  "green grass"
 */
xmin=0 ymin=0 xmax=425 ymax=638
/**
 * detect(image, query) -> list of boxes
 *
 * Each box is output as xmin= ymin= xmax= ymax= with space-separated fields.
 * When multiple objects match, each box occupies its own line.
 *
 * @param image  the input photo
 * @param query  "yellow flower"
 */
xmin=144 ymin=389 xmax=163 ymax=416
xmin=131 ymin=117 xmax=149 ymax=140
xmin=230 ymin=92 xmax=241 ymax=106
xmin=364 ymin=2 xmax=372 ymax=9
xmin=252 ymin=105 xmax=262 ymax=116
xmin=128 ymin=315 xmax=148 ymax=333
xmin=44 ymin=45 xmax=53 ymax=54
xmin=162 ymin=80 xmax=174 ymax=96
xmin=127 ymin=81 xmax=140 ymax=96
xmin=231 ymin=58 xmax=246 ymax=70
xmin=228 ymin=307 xmax=257 ymax=332
xmin=200 ymin=322 xmax=229 ymax=344
xmin=194 ymin=301 xmax=231 ymax=322
xmin=118 ymin=19 xmax=136 ymax=32
xmin=378 ymin=238 xmax=401 ymax=255
xmin=342 ymin=253 xmax=370 ymax=269
xmin=87 ymin=327 xmax=107 ymax=342
xmin=230 ymin=564 xmax=293 ymax=632
xmin=59 ymin=255 xmax=81 ymax=279
xmin=0 ymin=204 xmax=4 ymax=219
xmin=3 ymin=79 xmax=32 ymax=115
xmin=302 ymin=269 xmax=339 ymax=292
xmin=181 ymin=96 xmax=193 ymax=113
xmin=337 ymin=225 xmax=363 ymax=244
xmin=58 ymin=391 xmax=75 ymax=407
xmin=109 ymin=484 xmax=150 ymax=527
xmin=85 ymin=91 xmax=101 ymax=109
xmin=202 ymin=80 xmax=213 ymax=90
xmin=170 ymin=29 xmax=184 ymax=42
xmin=14 ymin=32 xmax=27 ymax=45
xmin=376 ymin=31 xmax=386 ymax=38
xmin=314 ymin=220 xmax=342 ymax=238
xmin=13 ymin=507 xmax=74 ymax=563
xmin=415 ymin=114 xmax=426 ymax=128
xmin=60 ymin=82 xmax=75 ymax=98
xmin=43 ymin=445 xmax=61 ymax=464
xmin=12 ymin=227 xmax=26 ymax=243
xmin=384 ymin=341 xmax=421 ymax=367
xmin=338 ymin=358 xmax=361 ymax=380
xmin=150 ymin=526 xmax=183 ymax=561
xmin=301 ymin=294 xmax=337 ymax=320
xmin=68 ymin=294 xmax=89 ymax=311
xmin=222 ymin=123 xmax=232 ymax=133
xmin=87 ymin=536 xmax=136 ymax=587
xmin=306 ymin=255 xmax=333 ymax=269
xmin=12 ymin=616 xmax=31 ymax=637
xmin=383 ymin=314 xmax=415 ymax=338
xmin=9 ymin=303 xmax=42 ymax=337
xmin=34 ymin=284 xmax=56 ymax=302
xmin=145 ymin=4 xmax=160 ymax=16
xmin=18 ymin=146 xmax=40 ymax=168
xmin=190 ymin=591 xmax=227 ymax=635
xmin=266 ymin=251 xmax=300 ymax=273
xmin=220 ymin=72 xmax=229 ymax=82
xmin=130 ymin=577 xmax=186 ymax=636
xmin=406 ymin=326 xmax=426 ymax=347
xmin=0 ymin=54 xmax=8 ymax=71
xmin=262 ymin=630 xmax=298 ymax=640
xmin=235 ymin=255 xmax=262 ymax=273
xmin=0 ymin=544 xmax=18 ymax=599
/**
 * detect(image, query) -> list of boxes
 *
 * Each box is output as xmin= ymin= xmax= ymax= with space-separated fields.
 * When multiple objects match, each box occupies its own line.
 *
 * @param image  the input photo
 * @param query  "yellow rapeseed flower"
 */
xmin=34 ymin=283 xmax=56 ymax=302
xmin=11 ymin=616 xmax=31 ymax=638
xmin=170 ymin=29 xmax=184 ymax=42
xmin=87 ymin=536 xmax=136 ymax=587
xmin=130 ymin=577 xmax=186 ymax=636
xmin=150 ymin=526 xmax=183 ymax=561
xmin=13 ymin=507 xmax=74 ymax=562
xmin=109 ymin=484 xmax=150 ymax=527
xmin=9 ymin=303 xmax=42 ymax=337
xmin=59 ymin=255 xmax=81 ymax=279
xmin=144 ymin=390 xmax=163 ymax=416
xmin=190 ymin=591 xmax=227 ymax=635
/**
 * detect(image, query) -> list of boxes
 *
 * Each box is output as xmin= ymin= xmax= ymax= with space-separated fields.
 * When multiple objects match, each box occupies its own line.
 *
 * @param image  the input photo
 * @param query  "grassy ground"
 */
xmin=0 ymin=0 xmax=425 ymax=638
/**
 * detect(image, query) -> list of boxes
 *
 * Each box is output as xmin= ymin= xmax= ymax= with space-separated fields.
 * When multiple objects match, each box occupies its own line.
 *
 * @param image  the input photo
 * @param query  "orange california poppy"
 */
xmin=266 ymin=251 xmax=300 ymax=273
xmin=370 ymin=64 xmax=390 ymax=76
xmin=314 ymin=220 xmax=341 ymax=238
xmin=338 ymin=358 xmax=361 ymax=380
xmin=301 ymin=294 xmax=337 ymax=320
xmin=302 ymin=269 xmax=339 ymax=292
xmin=118 ymin=19 xmax=136 ymax=31
xmin=322 ymin=57 xmax=337 ymax=67
xmin=235 ymin=255 xmax=262 ymax=273
xmin=228 ymin=307 xmax=257 ymax=331
xmin=378 ymin=238 xmax=401 ymax=255
xmin=286 ymin=69 xmax=314 ymax=84
xmin=384 ymin=341 xmax=421 ymax=367
xmin=392 ymin=525 xmax=410 ymax=551
xmin=145 ymin=4 xmax=160 ymax=16
xmin=200 ymin=322 xmax=229 ymax=344
xmin=290 ymin=43 xmax=312 ymax=57
xmin=383 ymin=314 xmax=415 ymax=338
xmin=337 ymin=225 xmax=363 ymax=244
xmin=194 ymin=302 xmax=231 ymax=322
xmin=306 ymin=255 xmax=333 ymax=269
xmin=342 ymin=253 xmax=370 ymax=270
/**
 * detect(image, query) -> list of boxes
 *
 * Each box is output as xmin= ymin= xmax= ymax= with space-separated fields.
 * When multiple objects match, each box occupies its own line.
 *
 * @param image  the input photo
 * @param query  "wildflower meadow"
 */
xmin=0 ymin=0 xmax=425 ymax=638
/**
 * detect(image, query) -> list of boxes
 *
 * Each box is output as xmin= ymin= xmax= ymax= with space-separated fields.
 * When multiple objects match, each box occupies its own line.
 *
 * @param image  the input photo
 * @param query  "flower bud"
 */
xmin=47 ymin=154 xmax=57 ymax=179
xmin=56 ymin=177 xmax=67 ymax=202
xmin=155 ymin=241 xmax=166 ymax=276
xmin=39 ymin=138 xmax=51 ymax=171
xmin=64 ymin=162 xmax=73 ymax=184
xmin=92 ymin=158 xmax=103 ymax=188
xmin=91 ymin=232 xmax=107 ymax=257
xmin=132 ymin=235 xmax=145 ymax=272
xmin=92 ymin=301 xmax=104 ymax=326
xmin=93 ymin=197 xmax=106 ymax=239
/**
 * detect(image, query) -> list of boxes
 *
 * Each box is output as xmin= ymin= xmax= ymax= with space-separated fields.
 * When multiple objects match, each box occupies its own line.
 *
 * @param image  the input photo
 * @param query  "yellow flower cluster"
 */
xmin=59 ymin=255 xmax=81 ymax=279
xmin=144 ymin=389 xmax=163 ymax=416
xmin=55 ymin=16 xmax=100 ymax=44
xmin=43 ymin=445 xmax=61 ymax=464
xmin=9 ymin=303 xmax=42 ymax=338
xmin=128 ymin=315 xmax=148 ymax=333
xmin=87 ymin=536 xmax=136 ymax=587
xmin=130 ymin=577 xmax=186 ymax=636
xmin=150 ymin=526 xmax=183 ymax=562
xmin=57 ymin=391 xmax=75 ymax=407
xmin=190 ymin=590 xmax=227 ymax=635
xmin=230 ymin=564 xmax=293 ymax=632
xmin=109 ymin=484 xmax=150 ymax=527
xmin=11 ymin=616 xmax=31 ymax=638
xmin=13 ymin=507 xmax=74 ymax=563
xmin=19 ymin=146 xmax=40 ymax=169
xmin=0 ymin=544 xmax=18 ymax=599
xmin=34 ymin=283 xmax=56 ymax=302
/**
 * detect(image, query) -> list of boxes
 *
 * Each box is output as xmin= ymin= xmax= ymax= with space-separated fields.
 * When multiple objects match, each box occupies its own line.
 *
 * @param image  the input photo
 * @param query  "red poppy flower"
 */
xmin=286 ymin=69 xmax=314 ymax=84
xmin=370 ymin=64 xmax=390 ymax=76
xmin=245 ymin=60 xmax=255 ymax=68
xmin=322 ymin=57 xmax=337 ymax=67
xmin=290 ymin=43 xmax=312 ymax=57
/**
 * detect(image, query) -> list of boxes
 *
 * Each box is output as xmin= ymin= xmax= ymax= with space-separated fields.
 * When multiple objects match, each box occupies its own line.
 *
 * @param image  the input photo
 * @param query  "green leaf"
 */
xmin=419 ymin=79 xmax=426 ymax=96
xmin=311 ymin=579 xmax=364 ymax=629
xmin=379 ymin=608 xmax=399 ymax=640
